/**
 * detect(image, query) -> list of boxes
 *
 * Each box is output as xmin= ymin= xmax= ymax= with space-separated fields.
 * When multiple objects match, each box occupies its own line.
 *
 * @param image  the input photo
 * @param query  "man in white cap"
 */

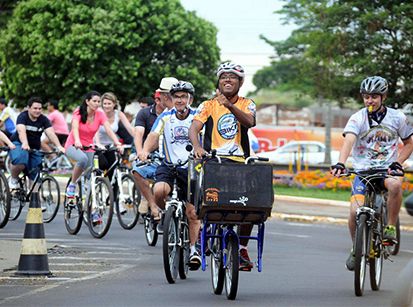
xmin=132 ymin=77 xmax=177 ymax=217
xmin=156 ymin=77 xmax=178 ymax=110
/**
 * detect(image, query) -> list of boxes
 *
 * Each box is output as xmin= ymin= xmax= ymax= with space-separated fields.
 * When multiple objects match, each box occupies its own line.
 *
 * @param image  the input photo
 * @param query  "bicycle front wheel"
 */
xmin=178 ymin=216 xmax=190 ymax=280
xmin=225 ymin=234 xmax=239 ymax=300
xmin=144 ymin=208 xmax=158 ymax=246
xmin=354 ymin=214 xmax=369 ymax=297
xmin=163 ymin=206 xmax=179 ymax=284
xmin=40 ymin=175 xmax=60 ymax=223
xmin=211 ymin=225 xmax=225 ymax=295
xmin=87 ymin=177 xmax=114 ymax=239
xmin=63 ymin=179 xmax=82 ymax=235
xmin=0 ymin=171 xmax=11 ymax=228
xmin=116 ymin=173 xmax=140 ymax=230
xmin=9 ymin=183 xmax=24 ymax=221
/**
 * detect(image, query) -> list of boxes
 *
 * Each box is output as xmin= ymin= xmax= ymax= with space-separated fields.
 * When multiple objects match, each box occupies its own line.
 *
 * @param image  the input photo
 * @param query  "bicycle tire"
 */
xmin=225 ymin=234 xmax=239 ymax=300
xmin=87 ymin=176 xmax=114 ymax=239
xmin=9 ymin=180 xmax=24 ymax=221
xmin=178 ymin=216 xmax=190 ymax=279
xmin=116 ymin=173 xmax=140 ymax=230
xmin=354 ymin=214 xmax=368 ymax=297
xmin=40 ymin=175 xmax=60 ymax=223
xmin=383 ymin=194 xmax=401 ymax=255
xmin=163 ymin=206 xmax=179 ymax=284
xmin=144 ymin=212 xmax=158 ymax=246
xmin=63 ymin=179 xmax=83 ymax=235
xmin=211 ymin=225 xmax=225 ymax=295
xmin=387 ymin=218 xmax=401 ymax=256
xmin=0 ymin=171 xmax=11 ymax=228
xmin=369 ymin=213 xmax=384 ymax=291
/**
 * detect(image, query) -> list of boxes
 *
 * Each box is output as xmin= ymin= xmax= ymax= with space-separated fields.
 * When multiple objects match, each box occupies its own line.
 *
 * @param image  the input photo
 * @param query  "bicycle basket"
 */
xmin=199 ymin=161 xmax=274 ymax=223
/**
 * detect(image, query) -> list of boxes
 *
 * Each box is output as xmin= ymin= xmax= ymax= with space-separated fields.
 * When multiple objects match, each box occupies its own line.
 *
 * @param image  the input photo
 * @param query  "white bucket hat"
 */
xmin=157 ymin=77 xmax=178 ymax=93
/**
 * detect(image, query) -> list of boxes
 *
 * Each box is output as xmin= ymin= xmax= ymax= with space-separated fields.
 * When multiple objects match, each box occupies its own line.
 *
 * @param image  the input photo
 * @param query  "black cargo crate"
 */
xmin=199 ymin=162 xmax=274 ymax=223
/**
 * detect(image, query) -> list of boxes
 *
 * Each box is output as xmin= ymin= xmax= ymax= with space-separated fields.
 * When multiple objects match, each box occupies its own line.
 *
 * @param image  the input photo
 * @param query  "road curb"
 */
xmin=274 ymin=194 xmax=348 ymax=207
xmin=271 ymin=212 xmax=413 ymax=232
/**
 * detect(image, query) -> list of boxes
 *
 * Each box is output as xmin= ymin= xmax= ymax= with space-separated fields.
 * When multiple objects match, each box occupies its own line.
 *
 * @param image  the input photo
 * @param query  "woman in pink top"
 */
xmin=65 ymin=91 xmax=122 ymax=199
xmin=41 ymin=99 xmax=69 ymax=154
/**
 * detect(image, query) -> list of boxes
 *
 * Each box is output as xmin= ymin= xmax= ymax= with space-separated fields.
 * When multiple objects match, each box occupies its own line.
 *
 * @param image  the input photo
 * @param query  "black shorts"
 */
xmin=155 ymin=163 xmax=188 ymax=202
xmin=56 ymin=134 xmax=68 ymax=147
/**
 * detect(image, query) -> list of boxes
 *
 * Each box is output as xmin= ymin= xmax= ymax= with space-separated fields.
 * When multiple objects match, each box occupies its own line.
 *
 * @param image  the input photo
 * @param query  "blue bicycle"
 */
xmin=190 ymin=153 xmax=273 ymax=300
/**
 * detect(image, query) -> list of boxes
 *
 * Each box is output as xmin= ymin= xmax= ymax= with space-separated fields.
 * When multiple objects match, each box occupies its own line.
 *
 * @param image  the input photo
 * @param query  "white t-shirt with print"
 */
xmin=343 ymin=107 xmax=413 ymax=170
xmin=151 ymin=107 xmax=196 ymax=166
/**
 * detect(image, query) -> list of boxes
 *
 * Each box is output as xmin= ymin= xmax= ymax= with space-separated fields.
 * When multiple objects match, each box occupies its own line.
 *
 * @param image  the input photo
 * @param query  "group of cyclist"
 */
xmin=1 ymin=62 xmax=411 ymax=276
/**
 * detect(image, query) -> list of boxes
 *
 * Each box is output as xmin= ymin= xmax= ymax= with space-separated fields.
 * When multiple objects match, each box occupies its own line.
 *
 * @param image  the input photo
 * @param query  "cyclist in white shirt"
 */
xmin=331 ymin=76 xmax=413 ymax=271
xmin=139 ymin=81 xmax=201 ymax=270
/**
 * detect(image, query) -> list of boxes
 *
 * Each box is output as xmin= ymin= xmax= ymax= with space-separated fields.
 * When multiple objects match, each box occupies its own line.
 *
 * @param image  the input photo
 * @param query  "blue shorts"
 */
xmin=351 ymin=175 xmax=385 ymax=196
xmin=9 ymin=142 xmax=43 ymax=180
xmin=132 ymin=161 xmax=159 ymax=180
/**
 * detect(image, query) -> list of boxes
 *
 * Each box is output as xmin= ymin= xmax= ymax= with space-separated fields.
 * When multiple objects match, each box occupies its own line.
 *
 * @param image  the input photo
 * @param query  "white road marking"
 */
xmin=0 ymin=264 xmax=134 ymax=305
xmin=266 ymin=231 xmax=310 ymax=238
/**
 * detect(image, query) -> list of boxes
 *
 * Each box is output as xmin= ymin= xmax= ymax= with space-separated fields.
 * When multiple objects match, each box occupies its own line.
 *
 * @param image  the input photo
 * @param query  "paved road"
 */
xmin=1 ymin=204 xmax=413 ymax=306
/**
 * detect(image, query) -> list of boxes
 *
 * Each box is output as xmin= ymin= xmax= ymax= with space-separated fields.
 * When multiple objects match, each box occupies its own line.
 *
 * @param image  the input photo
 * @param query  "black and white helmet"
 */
xmin=170 ymin=81 xmax=195 ymax=95
xmin=360 ymin=76 xmax=388 ymax=95
xmin=216 ymin=62 xmax=245 ymax=79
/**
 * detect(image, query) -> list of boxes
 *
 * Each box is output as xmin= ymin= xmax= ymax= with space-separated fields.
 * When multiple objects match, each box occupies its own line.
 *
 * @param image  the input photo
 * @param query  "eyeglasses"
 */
xmin=219 ymin=74 xmax=239 ymax=81
xmin=173 ymin=94 xmax=189 ymax=101
xmin=362 ymin=94 xmax=380 ymax=100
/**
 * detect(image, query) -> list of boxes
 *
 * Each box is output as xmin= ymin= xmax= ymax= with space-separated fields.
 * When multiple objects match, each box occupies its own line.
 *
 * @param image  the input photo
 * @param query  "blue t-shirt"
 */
xmin=11 ymin=111 xmax=51 ymax=149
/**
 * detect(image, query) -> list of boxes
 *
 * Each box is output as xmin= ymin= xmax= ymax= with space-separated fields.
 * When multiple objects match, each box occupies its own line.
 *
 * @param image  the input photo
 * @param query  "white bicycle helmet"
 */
xmin=216 ymin=62 xmax=245 ymax=79
xmin=170 ymin=81 xmax=195 ymax=95
xmin=360 ymin=76 xmax=388 ymax=95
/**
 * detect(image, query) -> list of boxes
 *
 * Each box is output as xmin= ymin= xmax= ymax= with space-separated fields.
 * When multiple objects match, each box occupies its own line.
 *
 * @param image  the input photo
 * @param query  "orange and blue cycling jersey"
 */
xmin=193 ymin=96 xmax=256 ymax=161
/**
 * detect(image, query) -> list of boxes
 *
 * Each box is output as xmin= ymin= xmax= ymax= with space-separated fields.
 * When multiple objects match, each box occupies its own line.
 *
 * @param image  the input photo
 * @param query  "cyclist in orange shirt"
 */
xmin=189 ymin=62 xmax=257 ymax=271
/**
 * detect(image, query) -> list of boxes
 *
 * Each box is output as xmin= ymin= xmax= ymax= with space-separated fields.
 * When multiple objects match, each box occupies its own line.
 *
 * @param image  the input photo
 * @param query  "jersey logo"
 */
xmin=217 ymin=114 xmax=238 ymax=140
xmin=171 ymin=126 xmax=189 ymax=144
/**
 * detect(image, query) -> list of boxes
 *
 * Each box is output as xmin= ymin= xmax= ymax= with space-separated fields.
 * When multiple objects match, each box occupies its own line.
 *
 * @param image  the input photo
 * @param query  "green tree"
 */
xmin=0 ymin=0 xmax=20 ymax=29
xmin=0 ymin=0 xmax=220 ymax=108
xmin=257 ymin=0 xmax=413 ymax=106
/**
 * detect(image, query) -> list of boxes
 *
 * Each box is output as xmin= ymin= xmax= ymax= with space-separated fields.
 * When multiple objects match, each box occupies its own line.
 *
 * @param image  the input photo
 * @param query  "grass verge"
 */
xmin=274 ymin=186 xmax=350 ymax=202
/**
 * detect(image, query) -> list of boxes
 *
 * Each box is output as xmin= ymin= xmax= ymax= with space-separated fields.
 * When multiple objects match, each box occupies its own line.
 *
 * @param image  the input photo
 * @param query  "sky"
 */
xmin=180 ymin=0 xmax=296 ymax=95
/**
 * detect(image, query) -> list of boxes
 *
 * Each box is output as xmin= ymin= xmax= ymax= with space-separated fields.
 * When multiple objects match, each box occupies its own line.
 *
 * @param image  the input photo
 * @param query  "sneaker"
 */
xmin=66 ymin=183 xmax=76 ymax=198
xmin=189 ymin=251 xmax=201 ymax=271
xmin=118 ymin=202 xmax=127 ymax=215
xmin=383 ymin=225 xmax=397 ymax=245
xmin=239 ymin=248 xmax=253 ymax=271
xmin=346 ymin=250 xmax=355 ymax=271
xmin=8 ymin=177 xmax=19 ymax=190
xmin=138 ymin=199 xmax=149 ymax=215
xmin=91 ymin=211 xmax=102 ymax=225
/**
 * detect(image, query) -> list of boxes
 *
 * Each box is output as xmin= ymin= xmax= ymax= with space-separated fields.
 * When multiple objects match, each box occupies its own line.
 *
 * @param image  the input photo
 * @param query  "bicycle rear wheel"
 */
xmin=225 ymin=234 xmax=239 ymax=300
xmin=163 ymin=206 xmax=179 ymax=284
xmin=354 ymin=214 xmax=369 ymax=297
xmin=211 ymin=225 xmax=225 ymax=295
xmin=63 ymin=179 xmax=83 ymax=235
xmin=116 ymin=173 xmax=140 ymax=230
xmin=387 ymin=218 xmax=400 ymax=256
xmin=87 ymin=177 xmax=114 ymax=239
xmin=0 ymin=171 xmax=11 ymax=228
xmin=40 ymin=175 xmax=60 ymax=223
xmin=179 ymin=216 xmax=190 ymax=279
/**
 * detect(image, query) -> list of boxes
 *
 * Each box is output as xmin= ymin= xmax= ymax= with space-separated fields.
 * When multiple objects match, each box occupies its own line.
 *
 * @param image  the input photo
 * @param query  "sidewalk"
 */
xmin=1 ymin=195 xmax=413 ymax=273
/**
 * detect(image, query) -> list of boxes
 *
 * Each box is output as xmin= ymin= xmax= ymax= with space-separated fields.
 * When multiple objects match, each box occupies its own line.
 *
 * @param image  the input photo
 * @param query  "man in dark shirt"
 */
xmin=132 ymin=80 xmax=175 ymax=217
xmin=9 ymin=97 xmax=65 ymax=189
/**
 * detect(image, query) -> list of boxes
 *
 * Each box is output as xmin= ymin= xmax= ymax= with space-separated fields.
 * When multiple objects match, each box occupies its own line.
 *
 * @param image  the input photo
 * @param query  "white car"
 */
xmin=257 ymin=141 xmax=340 ymax=165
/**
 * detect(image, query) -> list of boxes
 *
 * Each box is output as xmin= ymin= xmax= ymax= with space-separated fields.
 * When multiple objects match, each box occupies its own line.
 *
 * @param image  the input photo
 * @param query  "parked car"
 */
xmin=257 ymin=141 xmax=340 ymax=165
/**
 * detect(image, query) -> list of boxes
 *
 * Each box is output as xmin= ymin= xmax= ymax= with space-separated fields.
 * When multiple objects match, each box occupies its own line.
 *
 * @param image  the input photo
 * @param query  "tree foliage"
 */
xmin=256 ymin=0 xmax=413 ymax=106
xmin=0 ymin=0 xmax=220 ymax=109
